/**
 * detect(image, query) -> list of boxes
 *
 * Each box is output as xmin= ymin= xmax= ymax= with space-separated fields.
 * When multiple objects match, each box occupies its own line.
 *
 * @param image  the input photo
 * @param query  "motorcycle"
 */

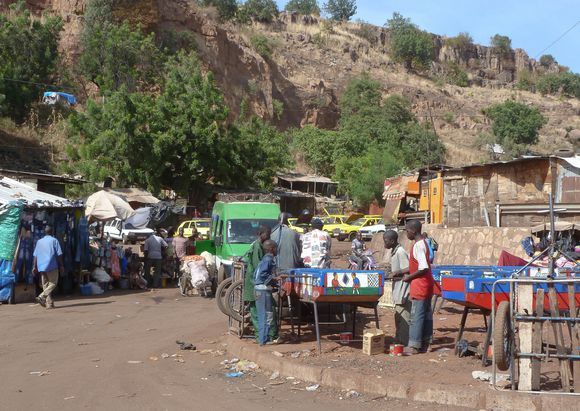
xmin=348 ymin=250 xmax=379 ymax=270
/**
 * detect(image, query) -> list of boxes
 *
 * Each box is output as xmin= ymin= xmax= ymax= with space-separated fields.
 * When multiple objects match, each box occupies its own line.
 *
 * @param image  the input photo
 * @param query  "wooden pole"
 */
xmin=548 ymin=285 xmax=572 ymax=391
xmin=531 ymin=288 xmax=544 ymax=391
xmin=517 ymin=283 xmax=535 ymax=390
xmin=568 ymin=285 xmax=580 ymax=392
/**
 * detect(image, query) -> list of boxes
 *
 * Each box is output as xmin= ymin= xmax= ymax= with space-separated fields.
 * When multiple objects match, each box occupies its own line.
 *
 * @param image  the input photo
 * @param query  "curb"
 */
xmin=225 ymin=335 xmax=578 ymax=411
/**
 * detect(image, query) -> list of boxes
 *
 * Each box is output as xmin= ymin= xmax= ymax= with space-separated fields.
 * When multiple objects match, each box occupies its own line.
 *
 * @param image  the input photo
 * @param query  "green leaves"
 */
xmin=323 ymin=0 xmax=356 ymax=21
xmin=291 ymin=73 xmax=445 ymax=207
xmin=385 ymin=12 xmax=433 ymax=71
xmin=483 ymin=100 xmax=547 ymax=154
xmin=285 ymin=0 xmax=320 ymax=15
xmin=0 ymin=2 xmax=63 ymax=122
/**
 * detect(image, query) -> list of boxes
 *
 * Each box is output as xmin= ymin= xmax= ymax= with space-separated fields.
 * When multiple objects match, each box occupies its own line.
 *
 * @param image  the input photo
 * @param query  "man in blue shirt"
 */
xmin=254 ymin=240 xmax=278 ymax=346
xmin=33 ymin=226 xmax=64 ymax=308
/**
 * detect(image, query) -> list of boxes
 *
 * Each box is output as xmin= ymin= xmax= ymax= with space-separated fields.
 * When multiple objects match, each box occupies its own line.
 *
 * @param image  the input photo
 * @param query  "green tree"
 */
xmin=537 ymin=72 xmax=580 ymax=99
xmin=239 ymin=0 xmax=279 ymax=23
xmin=291 ymin=125 xmax=338 ymax=176
xmin=539 ymin=54 xmax=556 ymax=67
xmin=444 ymin=32 xmax=473 ymax=51
xmin=385 ymin=12 xmax=433 ymax=71
xmin=339 ymin=72 xmax=382 ymax=118
xmin=0 ymin=1 xmax=63 ymax=122
xmin=80 ymin=20 xmax=164 ymax=93
xmin=284 ymin=0 xmax=320 ymax=15
xmin=200 ymin=0 xmax=238 ymax=20
xmin=483 ymin=100 xmax=547 ymax=149
xmin=334 ymin=147 xmax=401 ymax=207
xmin=490 ymin=34 xmax=512 ymax=55
xmin=323 ymin=0 xmax=356 ymax=21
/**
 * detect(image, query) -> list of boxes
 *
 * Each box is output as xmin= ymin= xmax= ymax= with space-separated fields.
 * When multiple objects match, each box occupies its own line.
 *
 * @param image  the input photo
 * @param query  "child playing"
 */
xmin=404 ymin=219 xmax=435 ymax=354
xmin=254 ymin=240 xmax=278 ymax=346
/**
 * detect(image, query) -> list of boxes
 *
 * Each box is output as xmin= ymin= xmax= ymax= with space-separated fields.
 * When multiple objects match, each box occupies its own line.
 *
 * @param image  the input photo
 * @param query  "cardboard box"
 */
xmin=14 ymin=283 xmax=37 ymax=304
xmin=363 ymin=328 xmax=385 ymax=355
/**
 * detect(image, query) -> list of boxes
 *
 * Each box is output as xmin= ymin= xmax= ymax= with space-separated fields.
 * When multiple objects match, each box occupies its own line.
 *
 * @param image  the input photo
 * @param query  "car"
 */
xmin=334 ymin=215 xmax=383 ymax=241
xmin=103 ymin=218 xmax=154 ymax=244
xmin=318 ymin=214 xmax=353 ymax=237
xmin=288 ymin=218 xmax=305 ymax=234
xmin=178 ymin=218 xmax=211 ymax=239
xmin=359 ymin=219 xmax=387 ymax=240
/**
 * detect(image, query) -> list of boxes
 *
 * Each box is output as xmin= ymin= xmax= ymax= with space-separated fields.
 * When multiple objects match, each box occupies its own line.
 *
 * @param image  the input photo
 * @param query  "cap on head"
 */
xmin=311 ymin=218 xmax=324 ymax=230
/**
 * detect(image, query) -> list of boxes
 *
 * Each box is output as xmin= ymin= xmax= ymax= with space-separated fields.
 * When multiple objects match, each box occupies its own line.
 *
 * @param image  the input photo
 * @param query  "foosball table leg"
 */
xmin=313 ymin=301 xmax=321 ymax=354
xmin=373 ymin=303 xmax=380 ymax=329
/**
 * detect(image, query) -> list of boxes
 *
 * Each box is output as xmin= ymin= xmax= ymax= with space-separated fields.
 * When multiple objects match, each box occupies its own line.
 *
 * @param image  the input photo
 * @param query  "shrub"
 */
xmin=437 ymin=62 xmax=468 ymax=87
xmin=483 ymin=100 xmax=547 ymax=147
xmin=239 ymin=0 xmax=278 ymax=23
xmin=385 ymin=12 xmax=433 ymax=71
xmin=537 ymin=72 xmax=580 ymax=99
xmin=272 ymin=99 xmax=284 ymax=120
xmin=539 ymin=54 xmax=556 ymax=67
xmin=443 ymin=112 xmax=454 ymax=124
xmin=199 ymin=0 xmax=237 ymax=21
xmin=352 ymin=21 xmax=377 ymax=45
xmin=490 ymin=34 xmax=512 ymax=55
xmin=516 ymin=70 xmax=536 ymax=91
xmin=323 ymin=0 xmax=356 ymax=21
xmin=284 ymin=0 xmax=320 ymax=15
xmin=444 ymin=32 xmax=473 ymax=50
xmin=250 ymin=34 xmax=273 ymax=58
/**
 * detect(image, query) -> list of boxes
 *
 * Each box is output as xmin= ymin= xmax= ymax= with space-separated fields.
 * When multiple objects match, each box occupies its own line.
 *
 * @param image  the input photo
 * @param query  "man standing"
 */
xmin=172 ymin=227 xmax=190 ymax=262
xmin=270 ymin=213 xmax=301 ymax=271
xmin=403 ymin=220 xmax=435 ymax=354
xmin=301 ymin=219 xmax=331 ymax=268
xmin=33 ymin=226 xmax=64 ymax=309
xmin=383 ymin=230 xmax=411 ymax=346
xmin=144 ymin=229 xmax=167 ymax=288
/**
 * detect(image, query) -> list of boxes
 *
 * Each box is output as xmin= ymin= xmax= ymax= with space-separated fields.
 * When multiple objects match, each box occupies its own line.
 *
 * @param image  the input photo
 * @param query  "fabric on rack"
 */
xmin=0 ymin=203 xmax=23 ymax=260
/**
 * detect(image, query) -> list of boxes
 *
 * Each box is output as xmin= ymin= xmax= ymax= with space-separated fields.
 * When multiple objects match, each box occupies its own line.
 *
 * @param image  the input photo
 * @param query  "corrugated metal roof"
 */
xmin=277 ymin=172 xmax=336 ymax=184
xmin=0 ymin=176 xmax=76 ymax=208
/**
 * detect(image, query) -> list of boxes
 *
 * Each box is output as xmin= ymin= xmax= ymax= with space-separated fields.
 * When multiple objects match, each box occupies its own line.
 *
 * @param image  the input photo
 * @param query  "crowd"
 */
xmin=246 ymin=213 xmax=436 ymax=356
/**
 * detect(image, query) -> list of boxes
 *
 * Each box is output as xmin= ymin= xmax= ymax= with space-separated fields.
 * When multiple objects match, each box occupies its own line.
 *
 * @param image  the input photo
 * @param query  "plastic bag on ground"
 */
xmin=91 ymin=267 xmax=111 ymax=283
xmin=88 ymin=282 xmax=104 ymax=295
xmin=186 ymin=259 xmax=209 ymax=288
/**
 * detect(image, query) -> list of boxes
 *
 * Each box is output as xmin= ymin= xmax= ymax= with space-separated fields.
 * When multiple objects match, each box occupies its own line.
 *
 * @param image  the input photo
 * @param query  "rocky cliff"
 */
xmin=4 ymin=0 xmax=580 ymax=165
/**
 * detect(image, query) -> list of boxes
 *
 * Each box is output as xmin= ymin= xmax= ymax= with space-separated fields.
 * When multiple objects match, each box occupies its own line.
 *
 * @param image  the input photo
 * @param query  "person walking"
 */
xmin=144 ymin=229 xmax=167 ymax=288
xmin=300 ymin=219 xmax=331 ymax=268
xmin=33 ymin=226 xmax=64 ymax=309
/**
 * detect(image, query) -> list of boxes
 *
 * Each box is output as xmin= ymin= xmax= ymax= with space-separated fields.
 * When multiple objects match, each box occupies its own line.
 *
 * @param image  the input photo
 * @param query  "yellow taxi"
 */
xmin=333 ymin=215 xmax=383 ymax=241
xmin=288 ymin=218 xmax=305 ymax=234
xmin=177 ymin=218 xmax=211 ymax=239
xmin=320 ymin=214 xmax=359 ymax=238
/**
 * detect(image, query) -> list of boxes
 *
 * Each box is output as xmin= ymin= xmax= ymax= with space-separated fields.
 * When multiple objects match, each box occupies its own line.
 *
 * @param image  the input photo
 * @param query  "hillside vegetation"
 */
xmin=1 ymin=0 xmax=579 ymax=206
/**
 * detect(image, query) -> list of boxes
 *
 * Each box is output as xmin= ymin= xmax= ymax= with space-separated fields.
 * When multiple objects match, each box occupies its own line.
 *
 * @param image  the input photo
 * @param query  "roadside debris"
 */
xmin=29 ymin=370 xmax=50 ymax=376
xmin=235 ymin=360 xmax=259 ymax=373
xmin=472 ymin=370 xmax=510 ymax=384
xmin=305 ymin=384 xmax=319 ymax=392
xmin=269 ymin=371 xmax=280 ymax=380
xmin=225 ymin=371 xmax=244 ymax=378
xmin=176 ymin=340 xmax=196 ymax=350
xmin=127 ymin=361 xmax=143 ymax=364
xmin=161 ymin=353 xmax=170 ymax=359
xmin=271 ymin=351 xmax=284 ymax=358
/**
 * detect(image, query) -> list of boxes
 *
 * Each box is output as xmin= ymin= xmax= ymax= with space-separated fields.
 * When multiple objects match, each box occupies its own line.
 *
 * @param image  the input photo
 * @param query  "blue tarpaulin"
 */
xmin=0 ymin=260 xmax=15 ymax=302
xmin=0 ymin=202 xmax=23 ymax=260
xmin=42 ymin=91 xmax=77 ymax=105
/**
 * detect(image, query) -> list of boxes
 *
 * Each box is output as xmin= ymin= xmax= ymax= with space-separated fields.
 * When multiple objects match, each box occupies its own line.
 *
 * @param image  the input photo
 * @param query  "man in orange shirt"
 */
xmin=403 ymin=219 xmax=435 ymax=354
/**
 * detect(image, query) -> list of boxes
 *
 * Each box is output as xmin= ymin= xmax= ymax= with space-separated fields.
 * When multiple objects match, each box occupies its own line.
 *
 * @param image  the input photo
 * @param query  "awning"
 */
xmin=383 ymin=198 xmax=402 ymax=224
xmin=0 ymin=177 xmax=76 ymax=208
xmin=108 ymin=188 xmax=160 ymax=204
xmin=531 ymin=221 xmax=578 ymax=235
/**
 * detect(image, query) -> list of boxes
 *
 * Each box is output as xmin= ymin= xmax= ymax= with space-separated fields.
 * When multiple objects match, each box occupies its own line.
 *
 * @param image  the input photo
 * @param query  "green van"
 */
xmin=210 ymin=201 xmax=280 ymax=284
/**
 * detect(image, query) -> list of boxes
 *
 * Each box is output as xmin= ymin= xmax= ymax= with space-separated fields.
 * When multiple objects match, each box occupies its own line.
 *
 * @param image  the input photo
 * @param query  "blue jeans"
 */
xmin=255 ymin=289 xmax=274 ymax=346
xmin=408 ymin=298 xmax=433 ymax=350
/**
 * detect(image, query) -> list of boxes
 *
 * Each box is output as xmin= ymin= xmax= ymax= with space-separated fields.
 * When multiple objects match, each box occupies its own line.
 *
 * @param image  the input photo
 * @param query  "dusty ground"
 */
xmin=0 ymin=286 xmax=468 ymax=411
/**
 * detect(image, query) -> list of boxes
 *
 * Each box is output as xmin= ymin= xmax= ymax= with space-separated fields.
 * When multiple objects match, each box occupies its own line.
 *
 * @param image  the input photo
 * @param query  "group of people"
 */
xmin=383 ymin=220 xmax=436 ymax=354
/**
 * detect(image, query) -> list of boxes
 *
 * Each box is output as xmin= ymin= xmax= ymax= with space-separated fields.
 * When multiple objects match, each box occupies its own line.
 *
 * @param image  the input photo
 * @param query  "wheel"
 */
xmin=215 ymin=277 xmax=233 ymax=316
xmin=225 ymin=279 xmax=248 ymax=322
xmin=493 ymin=300 xmax=513 ymax=371
xmin=348 ymin=232 xmax=357 ymax=241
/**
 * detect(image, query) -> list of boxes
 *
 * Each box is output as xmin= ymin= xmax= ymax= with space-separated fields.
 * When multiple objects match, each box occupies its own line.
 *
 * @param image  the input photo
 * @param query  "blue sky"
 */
xmin=275 ymin=0 xmax=580 ymax=72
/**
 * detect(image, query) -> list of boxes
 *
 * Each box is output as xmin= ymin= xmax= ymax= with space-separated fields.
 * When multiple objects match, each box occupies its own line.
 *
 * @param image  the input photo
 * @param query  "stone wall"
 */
xmin=370 ymin=225 xmax=531 ymax=267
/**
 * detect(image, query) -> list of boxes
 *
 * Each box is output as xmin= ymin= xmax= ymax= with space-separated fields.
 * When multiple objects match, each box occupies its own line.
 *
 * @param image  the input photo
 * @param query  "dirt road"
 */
xmin=0 ymin=287 xmax=469 ymax=411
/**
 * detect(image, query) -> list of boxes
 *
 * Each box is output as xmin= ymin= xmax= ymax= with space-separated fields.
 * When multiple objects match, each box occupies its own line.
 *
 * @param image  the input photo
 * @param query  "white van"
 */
xmin=103 ymin=218 xmax=154 ymax=243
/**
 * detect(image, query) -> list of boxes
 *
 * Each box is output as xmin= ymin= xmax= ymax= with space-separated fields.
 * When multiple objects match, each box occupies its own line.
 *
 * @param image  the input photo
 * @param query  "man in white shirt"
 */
xmin=383 ymin=229 xmax=411 ymax=346
xmin=144 ymin=230 xmax=167 ymax=288
xmin=300 ymin=219 xmax=331 ymax=268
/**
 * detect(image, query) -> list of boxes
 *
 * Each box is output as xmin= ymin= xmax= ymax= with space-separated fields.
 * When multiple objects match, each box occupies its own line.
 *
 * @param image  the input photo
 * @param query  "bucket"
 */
xmin=161 ymin=277 xmax=167 ymax=288
xmin=390 ymin=344 xmax=404 ymax=356
xmin=80 ymin=284 xmax=92 ymax=296
xmin=339 ymin=332 xmax=353 ymax=345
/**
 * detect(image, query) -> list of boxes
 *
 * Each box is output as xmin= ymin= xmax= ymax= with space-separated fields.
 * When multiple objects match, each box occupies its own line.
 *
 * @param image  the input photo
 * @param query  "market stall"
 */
xmin=0 ymin=177 xmax=88 ymax=303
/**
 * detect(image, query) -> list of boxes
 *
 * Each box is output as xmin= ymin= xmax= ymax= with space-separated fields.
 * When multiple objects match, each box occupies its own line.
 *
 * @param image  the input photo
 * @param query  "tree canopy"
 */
xmin=323 ymin=0 xmax=356 ymax=21
xmin=239 ymin=0 xmax=279 ymax=23
xmin=385 ymin=12 xmax=433 ymax=71
xmin=0 ymin=1 xmax=63 ymax=122
xmin=483 ymin=100 xmax=547 ymax=156
xmin=284 ymin=0 xmax=320 ymax=15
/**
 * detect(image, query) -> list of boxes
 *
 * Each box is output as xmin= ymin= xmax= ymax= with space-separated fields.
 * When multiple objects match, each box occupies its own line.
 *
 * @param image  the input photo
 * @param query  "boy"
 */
xmin=404 ymin=220 xmax=435 ymax=354
xmin=244 ymin=226 xmax=278 ymax=342
xmin=383 ymin=230 xmax=411 ymax=346
xmin=254 ymin=240 xmax=278 ymax=346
